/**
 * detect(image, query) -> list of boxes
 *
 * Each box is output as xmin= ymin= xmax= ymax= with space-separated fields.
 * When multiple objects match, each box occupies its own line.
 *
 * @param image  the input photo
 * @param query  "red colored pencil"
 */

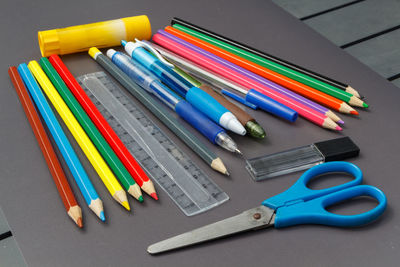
xmin=48 ymin=55 xmax=158 ymax=200
xmin=8 ymin=66 xmax=83 ymax=227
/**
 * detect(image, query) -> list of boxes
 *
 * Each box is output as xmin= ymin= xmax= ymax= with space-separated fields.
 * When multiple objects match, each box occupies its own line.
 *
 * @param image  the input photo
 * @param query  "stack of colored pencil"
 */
xmin=147 ymin=18 xmax=367 ymax=131
xmin=8 ymin=56 xmax=159 ymax=228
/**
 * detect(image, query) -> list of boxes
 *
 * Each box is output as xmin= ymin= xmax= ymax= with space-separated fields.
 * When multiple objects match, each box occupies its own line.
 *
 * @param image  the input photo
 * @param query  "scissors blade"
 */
xmin=147 ymin=205 xmax=275 ymax=254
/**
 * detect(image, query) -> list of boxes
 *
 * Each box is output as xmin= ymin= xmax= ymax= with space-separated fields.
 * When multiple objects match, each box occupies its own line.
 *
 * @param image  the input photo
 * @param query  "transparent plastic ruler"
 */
xmin=78 ymin=72 xmax=228 ymax=216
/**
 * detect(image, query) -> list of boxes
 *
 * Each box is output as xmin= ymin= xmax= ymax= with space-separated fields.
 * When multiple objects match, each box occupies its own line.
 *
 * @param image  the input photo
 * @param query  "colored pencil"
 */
xmin=148 ymin=41 xmax=345 ymax=124
xmin=158 ymin=30 xmax=354 ymax=120
xmin=17 ymin=63 xmax=105 ymax=221
xmin=48 ymin=55 xmax=158 ymax=200
xmin=9 ymin=66 xmax=83 ymax=228
xmin=164 ymin=26 xmax=367 ymax=109
xmin=88 ymin=47 xmax=229 ymax=175
xmin=28 ymin=60 xmax=130 ymax=211
xmin=171 ymin=18 xmax=362 ymax=98
xmin=40 ymin=57 xmax=143 ymax=202
xmin=152 ymin=33 xmax=341 ymax=131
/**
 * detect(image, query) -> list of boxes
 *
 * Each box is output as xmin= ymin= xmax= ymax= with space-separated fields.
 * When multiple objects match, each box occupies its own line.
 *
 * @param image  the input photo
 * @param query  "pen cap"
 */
xmin=314 ymin=137 xmax=360 ymax=161
xmin=38 ymin=15 xmax=151 ymax=57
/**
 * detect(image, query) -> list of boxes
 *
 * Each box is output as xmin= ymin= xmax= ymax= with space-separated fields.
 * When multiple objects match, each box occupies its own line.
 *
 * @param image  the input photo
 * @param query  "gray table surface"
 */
xmin=1 ymin=0 xmax=399 ymax=266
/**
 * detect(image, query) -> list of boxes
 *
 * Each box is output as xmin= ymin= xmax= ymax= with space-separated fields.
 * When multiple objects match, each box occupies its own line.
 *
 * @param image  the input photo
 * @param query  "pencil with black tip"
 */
xmin=9 ymin=66 xmax=83 ymax=228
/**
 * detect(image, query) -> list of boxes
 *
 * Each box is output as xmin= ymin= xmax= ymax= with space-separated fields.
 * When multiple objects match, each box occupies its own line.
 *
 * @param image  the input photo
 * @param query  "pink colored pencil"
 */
xmin=152 ymin=33 xmax=341 ymax=131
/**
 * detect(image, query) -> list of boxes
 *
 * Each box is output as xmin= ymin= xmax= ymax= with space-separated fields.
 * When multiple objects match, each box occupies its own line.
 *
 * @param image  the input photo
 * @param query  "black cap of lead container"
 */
xmin=314 ymin=137 xmax=360 ymax=162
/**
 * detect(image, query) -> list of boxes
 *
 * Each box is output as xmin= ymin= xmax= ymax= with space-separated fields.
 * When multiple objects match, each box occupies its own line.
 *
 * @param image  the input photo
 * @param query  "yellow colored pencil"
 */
xmin=28 ymin=60 xmax=130 ymax=211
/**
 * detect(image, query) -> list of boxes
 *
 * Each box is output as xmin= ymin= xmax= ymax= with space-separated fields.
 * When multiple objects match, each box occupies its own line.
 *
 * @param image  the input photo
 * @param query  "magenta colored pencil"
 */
xmin=157 ymin=30 xmax=343 ymax=125
xmin=152 ymin=33 xmax=341 ymax=131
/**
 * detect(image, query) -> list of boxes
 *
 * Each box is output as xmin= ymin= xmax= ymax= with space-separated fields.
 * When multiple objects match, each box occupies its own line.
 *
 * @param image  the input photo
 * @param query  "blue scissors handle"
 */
xmin=274 ymin=185 xmax=387 ymax=228
xmin=263 ymin=162 xmax=363 ymax=209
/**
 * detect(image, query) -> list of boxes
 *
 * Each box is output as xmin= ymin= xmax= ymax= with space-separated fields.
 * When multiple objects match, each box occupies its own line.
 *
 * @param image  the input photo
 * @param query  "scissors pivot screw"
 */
xmin=253 ymin=213 xmax=261 ymax=220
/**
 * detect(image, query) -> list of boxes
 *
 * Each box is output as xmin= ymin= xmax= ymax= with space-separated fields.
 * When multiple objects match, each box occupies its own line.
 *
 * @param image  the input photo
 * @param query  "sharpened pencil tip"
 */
xmin=122 ymin=201 xmax=130 ymax=211
xmin=235 ymin=149 xmax=243 ymax=155
xmin=99 ymin=211 xmax=106 ymax=222
xmin=138 ymin=195 xmax=144 ymax=202
xmin=150 ymin=192 xmax=159 ymax=200
xmin=350 ymin=110 xmax=359 ymax=115
xmin=225 ymin=170 xmax=230 ymax=176
xmin=337 ymin=120 xmax=345 ymax=125
xmin=363 ymin=103 xmax=369 ymax=108
xmin=77 ymin=218 xmax=83 ymax=228
xmin=335 ymin=125 xmax=343 ymax=131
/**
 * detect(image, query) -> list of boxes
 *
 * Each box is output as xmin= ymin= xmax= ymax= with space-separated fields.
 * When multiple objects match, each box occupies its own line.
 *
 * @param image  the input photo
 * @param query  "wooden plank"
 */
xmin=0 ymin=237 xmax=27 ymax=267
xmin=272 ymin=0 xmax=352 ymax=18
xmin=345 ymin=29 xmax=400 ymax=78
xmin=0 ymin=207 xmax=10 ymax=234
xmin=304 ymin=0 xmax=400 ymax=46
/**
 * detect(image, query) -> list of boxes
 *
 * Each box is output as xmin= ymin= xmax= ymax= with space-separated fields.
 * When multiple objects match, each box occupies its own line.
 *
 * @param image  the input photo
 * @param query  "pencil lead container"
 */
xmin=246 ymin=137 xmax=360 ymax=181
xmin=38 ymin=15 xmax=152 ymax=57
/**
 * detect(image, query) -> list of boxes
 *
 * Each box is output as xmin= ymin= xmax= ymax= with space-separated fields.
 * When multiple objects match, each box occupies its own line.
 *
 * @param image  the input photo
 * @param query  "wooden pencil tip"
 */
xmin=89 ymin=198 xmax=105 ymax=221
xmin=113 ymin=190 xmax=130 ymax=211
xmin=128 ymin=184 xmax=144 ymax=202
xmin=150 ymin=192 xmax=159 ymax=200
xmin=350 ymin=110 xmax=359 ymax=115
xmin=68 ymin=205 xmax=83 ymax=228
xmin=346 ymin=86 xmax=361 ymax=98
xmin=122 ymin=201 xmax=131 ymax=211
xmin=77 ymin=218 xmax=83 ymax=228
xmin=211 ymin=157 xmax=229 ymax=175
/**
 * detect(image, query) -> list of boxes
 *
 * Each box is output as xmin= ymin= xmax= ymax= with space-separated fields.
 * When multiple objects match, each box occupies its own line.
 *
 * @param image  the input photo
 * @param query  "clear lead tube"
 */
xmin=245 ymin=144 xmax=324 ymax=181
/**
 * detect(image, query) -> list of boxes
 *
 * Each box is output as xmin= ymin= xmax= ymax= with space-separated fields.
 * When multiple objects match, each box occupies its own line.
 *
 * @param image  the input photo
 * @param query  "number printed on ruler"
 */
xmin=78 ymin=72 xmax=228 ymax=216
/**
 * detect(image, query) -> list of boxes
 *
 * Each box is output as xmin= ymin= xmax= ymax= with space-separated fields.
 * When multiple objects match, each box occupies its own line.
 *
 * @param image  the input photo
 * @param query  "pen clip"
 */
xmin=134 ymin=39 xmax=174 ymax=68
xmin=221 ymin=89 xmax=258 ymax=109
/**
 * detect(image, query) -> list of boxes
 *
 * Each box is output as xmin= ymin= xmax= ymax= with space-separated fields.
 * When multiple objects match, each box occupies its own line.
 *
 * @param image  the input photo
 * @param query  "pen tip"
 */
xmin=235 ymin=149 xmax=243 ymax=156
xmin=121 ymin=40 xmax=127 ymax=47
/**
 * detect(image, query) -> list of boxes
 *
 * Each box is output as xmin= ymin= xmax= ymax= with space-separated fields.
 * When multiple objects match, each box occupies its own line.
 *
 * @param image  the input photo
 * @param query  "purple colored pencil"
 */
xmin=157 ymin=29 xmax=343 ymax=124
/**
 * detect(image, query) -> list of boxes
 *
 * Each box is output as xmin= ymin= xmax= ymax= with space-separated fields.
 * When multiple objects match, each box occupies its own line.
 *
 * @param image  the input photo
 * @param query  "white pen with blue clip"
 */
xmin=107 ymin=49 xmax=242 ymax=155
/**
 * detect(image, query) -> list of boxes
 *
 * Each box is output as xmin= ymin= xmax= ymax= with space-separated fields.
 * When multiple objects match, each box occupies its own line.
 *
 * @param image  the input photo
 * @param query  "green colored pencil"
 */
xmin=172 ymin=24 xmax=368 ymax=108
xmin=39 ymin=57 xmax=144 ymax=202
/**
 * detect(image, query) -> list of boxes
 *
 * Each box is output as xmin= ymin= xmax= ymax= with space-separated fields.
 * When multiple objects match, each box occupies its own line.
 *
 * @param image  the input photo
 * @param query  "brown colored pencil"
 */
xmin=8 ymin=66 xmax=83 ymax=228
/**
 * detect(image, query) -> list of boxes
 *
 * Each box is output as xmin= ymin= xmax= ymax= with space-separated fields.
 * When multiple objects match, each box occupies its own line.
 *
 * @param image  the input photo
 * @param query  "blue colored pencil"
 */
xmin=18 ymin=63 xmax=105 ymax=222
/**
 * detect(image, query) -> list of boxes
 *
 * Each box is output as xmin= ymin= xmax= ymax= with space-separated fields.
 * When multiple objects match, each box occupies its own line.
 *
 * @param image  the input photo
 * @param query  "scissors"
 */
xmin=147 ymin=162 xmax=387 ymax=254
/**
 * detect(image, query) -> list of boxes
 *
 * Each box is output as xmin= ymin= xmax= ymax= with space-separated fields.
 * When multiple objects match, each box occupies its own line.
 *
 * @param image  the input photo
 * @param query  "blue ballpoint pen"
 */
xmin=107 ymin=49 xmax=242 ymax=154
xmin=122 ymin=39 xmax=246 ymax=136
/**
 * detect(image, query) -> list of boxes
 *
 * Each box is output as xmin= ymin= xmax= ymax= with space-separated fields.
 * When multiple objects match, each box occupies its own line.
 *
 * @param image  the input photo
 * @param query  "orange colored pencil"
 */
xmin=164 ymin=26 xmax=358 ymax=114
